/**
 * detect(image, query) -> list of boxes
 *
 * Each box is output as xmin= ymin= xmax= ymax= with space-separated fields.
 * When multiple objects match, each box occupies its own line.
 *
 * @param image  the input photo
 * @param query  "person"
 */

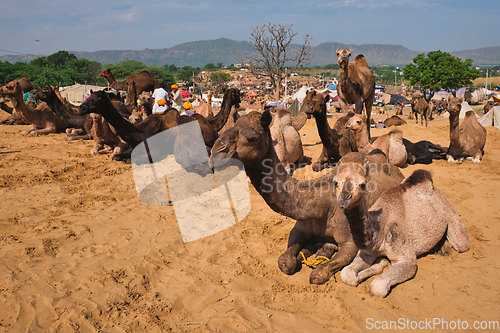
xmin=151 ymin=86 xmax=169 ymax=114
xmin=180 ymin=101 xmax=194 ymax=116
xmin=170 ymin=84 xmax=184 ymax=111
xmin=375 ymin=119 xmax=386 ymax=129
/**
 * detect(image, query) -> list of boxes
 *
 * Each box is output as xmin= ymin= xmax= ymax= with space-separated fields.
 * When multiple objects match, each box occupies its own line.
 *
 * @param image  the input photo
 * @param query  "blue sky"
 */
xmin=0 ymin=0 xmax=498 ymax=57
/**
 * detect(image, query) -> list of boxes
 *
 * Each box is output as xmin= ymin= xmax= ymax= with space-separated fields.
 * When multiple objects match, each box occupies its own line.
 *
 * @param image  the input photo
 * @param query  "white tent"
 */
xmin=478 ymin=106 xmax=500 ymax=130
xmin=441 ymin=101 xmax=478 ymax=119
xmin=292 ymin=86 xmax=312 ymax=103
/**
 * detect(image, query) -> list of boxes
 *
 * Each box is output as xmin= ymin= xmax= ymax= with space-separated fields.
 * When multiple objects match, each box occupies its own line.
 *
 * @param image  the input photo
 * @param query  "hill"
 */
xmin=1 ymin=38 xmax=499 ymax=67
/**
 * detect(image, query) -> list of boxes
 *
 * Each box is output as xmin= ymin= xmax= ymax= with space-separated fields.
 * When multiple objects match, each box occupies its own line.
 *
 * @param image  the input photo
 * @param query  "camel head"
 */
xmin=101 ymin=68 xmax=112 ymax=77
xmin=336 ymin=49 xmax=352 ymax=66
xmin=0 ymin=80 xmax=22 ymax=97
xmin=447 ymin=97 xmax=463 ymax=116
xmin=345 ymin=113 xmax=367 ymax=132
xmin=301 ymin=89 xmax=329 ymax=118
xmin=78 ymin=90 xmax=108 ymax=116
xmin=30 ymin=86 xmax=56 ymax=102
xmin=333 ymin=162 xmax=367 ymax=209
xmin=139 ymin=91 xmax=152 ymax=107
xmin=210 ymin=110 xmax=272 ymax=168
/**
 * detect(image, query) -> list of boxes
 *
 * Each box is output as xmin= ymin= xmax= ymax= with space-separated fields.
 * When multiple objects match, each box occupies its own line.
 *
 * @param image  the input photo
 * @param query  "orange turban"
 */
xmin=183 ymin=101 xmax=192 ymax=110
xmin=157 ymin=99 xmax=167 ymax=106
xmin=171 ymin=84 xmax=179 ymax=89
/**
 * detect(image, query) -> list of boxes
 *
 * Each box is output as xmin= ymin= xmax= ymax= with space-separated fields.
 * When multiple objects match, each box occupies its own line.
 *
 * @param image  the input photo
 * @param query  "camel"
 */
xmin=384 ymin=115 xmax=406 ymax=127
xmin=269 ymin=108 xmax=304 ymax=174
xmin=192 ymin=91 xmax=214 ymax=118
xmin=446 ymin=97 xmax=487 ymax=163
xmin=0 ymin=81 xmax=69 ymax=135
xmin=31 ymin=86 xmax=94 ymax=141
xmin=483 ymin=101 xmax=499 ymax=114
xmin=346 ymin=114 xmax=407 ymax=167
xmin=16 ymin=76 xmax=37 ymax=93
xmin=411 ymin=95 xmax=431 ymax=127
xmin=335 ymin=167 xmax=470 ymax=297
xmin=89 ymin=113 xmax=129 ymax=155
xmin=210 ymin=110 xmax=404 ymax=285
xmin=300 ymin=89 xmax=354 ymax=171
xmin=101 ymin=69 xmax=160 ymax=95
xmin=336 ymin=49 xmax=375 ymax=137
xmin=0 ymin=95 xmax=30 ymax=125
xmin=403 ymin=138 xmax=447 ymax=165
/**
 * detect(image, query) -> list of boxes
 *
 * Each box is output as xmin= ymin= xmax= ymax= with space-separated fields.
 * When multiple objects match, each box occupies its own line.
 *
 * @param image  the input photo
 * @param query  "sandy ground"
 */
xmin=1 ymin=106 xmax=500 ymax=333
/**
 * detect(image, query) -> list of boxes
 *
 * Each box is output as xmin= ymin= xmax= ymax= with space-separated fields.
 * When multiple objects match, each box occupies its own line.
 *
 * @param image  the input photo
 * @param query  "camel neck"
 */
xmin=244 ymin=131 xmax=334 ymax=221
xmin=313 ymin=103 xmax=335 ymax=144
xmin=98 ymin=98 xmax=144 ymax=147
xmin=208 ymin=93 xmax=233 ymax=132
xmin=352 ymin=128 xmax=371 ymax=153
xmin=46 ymin=93 xmax=82 ymax=127
xmin=343 ymin=198 xmax=377 ymax=249
xmin=339 ymin=63 xmax=348 ymax=90
xmin=449 ymin=113 xmax=460 ymax=144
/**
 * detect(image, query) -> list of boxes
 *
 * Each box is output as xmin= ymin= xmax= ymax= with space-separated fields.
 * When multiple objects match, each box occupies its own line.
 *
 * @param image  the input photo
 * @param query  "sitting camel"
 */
xmin=384 ymin=115 xmax=406 ymax=127
xmin=269 ymin=108 xmax=304 ymax=174
xmin=446 ymin=97 xmax=487 ymax=163
xmin=411 ymin=94 xmax=432 ymax=127
xmin=336 ymin=49 xmax=375 ymax=137
xmin=210 ymin=110 xmax=404 ymax=285
xmin=0 ymin=95 xmax=30 ymax=125
xmin=90 ymin=113 xmax=129 ymax=155
xmin=334 ymin=167 xmax=470 ymax=297
xmin=0 ymin=81 xmax=69 ymax=135
xmin=192 ymin=91 xmax=214 ymax=118
xmin=404 ymin=138 xmax=447 ymax=165
xmin=346 ymin=114 xmax=407 ymax=167
xmin=301 ymin=89 xmax=354 ymax=171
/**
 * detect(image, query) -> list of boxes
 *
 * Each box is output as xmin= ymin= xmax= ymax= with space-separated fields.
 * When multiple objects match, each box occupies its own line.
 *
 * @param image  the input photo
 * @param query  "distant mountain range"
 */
xmin=2 ymin=38 xmax=499 ymax=67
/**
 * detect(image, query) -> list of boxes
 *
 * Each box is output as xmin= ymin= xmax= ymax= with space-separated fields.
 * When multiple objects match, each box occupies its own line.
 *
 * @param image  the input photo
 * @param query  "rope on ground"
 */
xmin=299 ymin=251 xmax=330 ymax=268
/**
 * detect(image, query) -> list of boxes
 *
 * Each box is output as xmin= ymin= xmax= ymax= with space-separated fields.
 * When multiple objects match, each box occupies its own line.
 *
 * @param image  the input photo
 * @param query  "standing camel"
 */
xmin=336 ymin=49 xmax=375 ymax=137
xmin=101 ymin=69 xmax=160 ymax=95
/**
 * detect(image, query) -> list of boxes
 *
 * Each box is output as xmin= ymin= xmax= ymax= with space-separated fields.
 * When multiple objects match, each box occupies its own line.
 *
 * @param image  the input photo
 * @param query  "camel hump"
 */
xmin=400 ymin=169 xmax=433 ymax=193
xmin=464 ymin=111 xmax=476 ymax=118
xmin=275 ymin=107 xmax=291 ymax=118
xmin=351 ymin=54 xmax=369 ymax=67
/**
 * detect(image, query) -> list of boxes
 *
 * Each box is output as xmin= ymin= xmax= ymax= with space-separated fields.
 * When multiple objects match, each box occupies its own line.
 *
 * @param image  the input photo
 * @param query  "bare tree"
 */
xmin=240 ymin=22 xmax=312 ymax=99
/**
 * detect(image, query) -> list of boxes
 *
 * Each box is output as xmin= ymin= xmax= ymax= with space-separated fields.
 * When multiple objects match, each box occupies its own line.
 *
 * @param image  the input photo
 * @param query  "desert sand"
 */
xmin=1 ymin=106 xmax=500 ymax=332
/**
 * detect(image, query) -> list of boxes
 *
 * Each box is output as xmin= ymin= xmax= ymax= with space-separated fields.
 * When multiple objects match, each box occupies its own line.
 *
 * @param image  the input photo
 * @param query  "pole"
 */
xmin=284 ymin=68 xmax=288 ymax=98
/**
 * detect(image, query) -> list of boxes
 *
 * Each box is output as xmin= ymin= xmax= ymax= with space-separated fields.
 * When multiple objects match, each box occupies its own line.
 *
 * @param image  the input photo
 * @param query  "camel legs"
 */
xmin=338 ymin=98 xmax=349 ymax=115
xmin=21 ymin=125 xmax=39 ymax=135
xmin=312 ymin=155 xmax=330 ymax=172
xmin=30 ymin=126 xmax=58 ymax=135
xmin=278 ymin=221 xmax=313 ymax=275
xmin=363 ymin=98 xmax=373 ymax=139
xmin=340 ymin=251 xmax=387 ymax=286
xmin=309 ymin=241 xmax=358 ymax=284
xmin=370 ymin=256 xmax=417 ymax=297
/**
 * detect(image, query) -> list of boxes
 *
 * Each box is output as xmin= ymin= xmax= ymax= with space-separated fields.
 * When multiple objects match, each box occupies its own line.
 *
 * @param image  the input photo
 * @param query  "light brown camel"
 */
xmin=335 ymin=167 xmax=470 ymax=297
xmin=300 ymin=89 xmax=354 ymax=171
xmin=16 ymin=76 xmax=37 ymax=93
xmin=89 ymin=113 xmax=129 ymax=155
xmin=269 ymin=108 xmax=304 ymax=174
xmin=411 ymin=94 xmax=431 ymax=127
xmin=346 ymin=114 xmax=407 ymax=167
xmin=446 ymin=97 xmax=487 ymax=163
xmin=336 ymin=49 xmax=375 ymax=137
xmin=384 ymin=115 xmax=406 ymax=127
xmin=210 ymin=110 xmax=404 ymax=285
xmin=0 ymin=95 xmax=30 ymax=125
xmin=0 ymin=81 xmax=69 ymax=135
xmin=192 ymin=91 xmax=214 ymax=118
xmin=101 ymin=69 xmax=160 ymax=95
xmin=483 ymin=101 xmax=499 ymax=114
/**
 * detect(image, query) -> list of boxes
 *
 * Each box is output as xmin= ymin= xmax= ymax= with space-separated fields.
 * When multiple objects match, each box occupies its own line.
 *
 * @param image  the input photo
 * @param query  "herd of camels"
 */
xmin=0 ymin=49 xmax=487 ymax=297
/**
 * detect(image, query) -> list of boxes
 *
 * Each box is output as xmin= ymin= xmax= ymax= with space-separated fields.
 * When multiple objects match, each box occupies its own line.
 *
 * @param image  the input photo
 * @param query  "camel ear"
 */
xmin=336 ymin=49 xmax=340 ymax=55
xmin=324 ymin=94 xmax=331 ymax=103
xmin=261 ymin=110 xmax=272 ymax=129
xmin=348 ymin=49 xmax=351 ymax=56
xmin=362 ymin=113 xmax=367 ymax=121
xmin=459 ymin=97 xmax=464 ymax=103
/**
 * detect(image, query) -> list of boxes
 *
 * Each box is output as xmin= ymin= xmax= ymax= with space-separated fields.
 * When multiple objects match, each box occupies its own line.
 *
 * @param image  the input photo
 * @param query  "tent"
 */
xmin=478 ymin=106 xmax=500 ymax=129
xmin=292 ymin=86 xmax=312 ymax=103
xmin=59 ymin=84 xmax=107 ymax=104
xmin=179 ymin=90 xmax=190 ymax=98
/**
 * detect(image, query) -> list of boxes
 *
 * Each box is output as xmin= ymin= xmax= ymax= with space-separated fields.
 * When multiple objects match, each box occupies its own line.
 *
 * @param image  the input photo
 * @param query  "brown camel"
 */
xmin=346 ymin=114 xmax=407 ymax=167
xmin=300 ymin=89 xmax=354 ymax=171
xmin=446 ymin=97 xmax=487 ymax=163
xmin=336 ymin=49 xmax=375 ymax=137
xmin=0 ymin=81 xmax=69 ymax=135
xmin=90 ymin=113 xmax=129 ymax=155
xmin=0 ymin=95 xmax=30 ymax=125
xmin=483 ymin=101 xmax=499 ymax=114
xmin=16 ymin=76 xmax=37 ymax=93
xmin=335 ymin=167 xmax=469 ymax=297
xmin=31 ymin=86 xmax=94 ymax=141
xmin=210 ymin=110 xmax=404 ymax=285
xmin=101 ymin=69 xmax=160 ymax=95
xmin=411 ymin=94 xmax=431 ymax=127
xmin=384 ymin=115 xmax=406 ymax=127
xmin=269 ymin=108 xmax=304 ymax=174
xmin=192 ymin=91 xmax=214 ymax=118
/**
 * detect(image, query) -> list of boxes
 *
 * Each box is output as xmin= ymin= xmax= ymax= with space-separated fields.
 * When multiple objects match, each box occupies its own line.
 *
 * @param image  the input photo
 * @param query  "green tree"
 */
xmin=204 ymin=63 xmax=217 ymax=70
xmin=47 ymin=51 xmax=76 ymax=67
xmin=403 ymin=50 xmax=480 ymax=99
xmin=210 ymin=71 xmax=231 ymax=87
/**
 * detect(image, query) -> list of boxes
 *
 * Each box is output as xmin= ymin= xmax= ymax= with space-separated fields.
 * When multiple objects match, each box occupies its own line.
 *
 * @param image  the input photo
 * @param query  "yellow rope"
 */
xmin=299 ymin=251 xmax=330 ymax=268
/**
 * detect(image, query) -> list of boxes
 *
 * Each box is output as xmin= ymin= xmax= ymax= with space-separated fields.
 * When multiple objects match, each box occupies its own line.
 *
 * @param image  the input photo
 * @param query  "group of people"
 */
xmin=151 ymin=84 xmax=194 ymax=116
